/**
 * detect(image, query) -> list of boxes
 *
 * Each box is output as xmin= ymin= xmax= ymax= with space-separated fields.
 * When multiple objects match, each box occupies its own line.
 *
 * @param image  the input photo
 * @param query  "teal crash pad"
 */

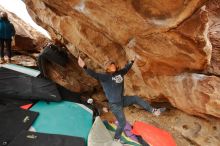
xmin=30 ymin=101 xmax=93 ymax=141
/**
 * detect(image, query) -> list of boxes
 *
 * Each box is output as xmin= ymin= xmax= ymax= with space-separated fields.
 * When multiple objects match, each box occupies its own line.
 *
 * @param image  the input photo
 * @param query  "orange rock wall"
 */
xmin=25 ymin=0 xmax=220 ymax=118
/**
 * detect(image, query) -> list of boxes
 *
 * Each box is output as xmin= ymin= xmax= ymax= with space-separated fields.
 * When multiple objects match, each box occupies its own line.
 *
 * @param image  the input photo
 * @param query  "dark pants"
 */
xmin=0 ymin=39 xmax=12 ymax=59
xmin=109 ymin=96 xmax=153 ymax=139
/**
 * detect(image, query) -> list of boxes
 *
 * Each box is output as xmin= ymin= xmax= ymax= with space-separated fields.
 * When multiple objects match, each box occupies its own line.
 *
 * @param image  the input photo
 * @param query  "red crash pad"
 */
xmin=20 ymin=104 xmax=33 ymax=110
xmin=132 ymin=121 xmax=176 ymax=146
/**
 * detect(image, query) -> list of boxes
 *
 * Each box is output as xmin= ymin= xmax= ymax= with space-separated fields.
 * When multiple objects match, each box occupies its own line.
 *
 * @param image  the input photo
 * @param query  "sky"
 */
xmin=0 ymin=0 xmax=50 ymax=38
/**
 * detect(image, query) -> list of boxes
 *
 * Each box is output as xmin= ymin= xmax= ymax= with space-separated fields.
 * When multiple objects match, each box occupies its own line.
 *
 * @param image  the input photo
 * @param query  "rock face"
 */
xmin=123 ymin=106 xmax=220 ymax=146
xmin=206 ymin=1 xmax=220 ymax=75
xmin=25 ymin=0 xmax=220 ymax=119
xmin=0 ymin=6 xmax=47 ymax=54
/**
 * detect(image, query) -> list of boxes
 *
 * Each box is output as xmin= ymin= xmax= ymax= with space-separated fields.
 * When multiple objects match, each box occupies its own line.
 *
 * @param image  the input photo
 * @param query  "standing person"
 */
xmin=0 ymin=11 xmax=15 ymax=64
xmin=78 ymin=56 xmax=166 ymax=144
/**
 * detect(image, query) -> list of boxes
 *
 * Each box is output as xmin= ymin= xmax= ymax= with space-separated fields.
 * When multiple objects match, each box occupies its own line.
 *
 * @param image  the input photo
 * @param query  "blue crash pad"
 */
xmin=30 ymin=101 xmax=93 ymax=141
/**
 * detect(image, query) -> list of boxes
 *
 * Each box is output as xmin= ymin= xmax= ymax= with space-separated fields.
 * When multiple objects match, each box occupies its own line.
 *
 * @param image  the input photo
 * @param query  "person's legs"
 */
xmin=123 ymin=95 xmax=154 ymax=113
xmin=0 ymin=39 xmax=5 ymax=63
xmin=109 ymin=102 xmax=126 ymax=140
xmin=5 ymin=39 xmax=12 ymax=62
xmin=123 ymin=95 xmax=166 ymax=116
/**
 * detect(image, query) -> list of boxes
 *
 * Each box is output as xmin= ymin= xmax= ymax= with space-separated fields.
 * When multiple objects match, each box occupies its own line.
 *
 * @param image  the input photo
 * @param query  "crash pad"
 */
xmin=88 ymin=116 xmax=122 ymax=146
xmin=2 ymin=64 xmax=40 ymax=77
xmin=115 ymin=120 xmax=139 ymax=142
xmin=132 ymin=121 xmax=176 ymax=146
xmin=30 ymin=101 xmax=93 ymax=141
xmin=20 ymin=104 xmax=33 ymax=110
xmin=0 ymin=105 xmax=38 ymax=145
xmin=0 ymin=67 xmax=62 ymax=101
xmin=103 ymin=121 xmax=141 ymax=146
xmin=8 ymin=131 xmax=85 ymax=146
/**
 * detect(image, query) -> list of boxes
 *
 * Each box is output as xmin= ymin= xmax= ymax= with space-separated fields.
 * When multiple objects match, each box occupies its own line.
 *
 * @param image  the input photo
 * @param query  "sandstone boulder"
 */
xmin=25 ymin=0 xmax=220 ymax=119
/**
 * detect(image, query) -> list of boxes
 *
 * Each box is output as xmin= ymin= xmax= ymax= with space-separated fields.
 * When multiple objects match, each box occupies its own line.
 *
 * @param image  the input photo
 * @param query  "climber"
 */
xmin=78 ymin=39 xmax=166 ymax=144
xmin=37 ymin=39 xmax=68 ymax=78
xmin=0 ymin=11 xmax=16 ymax=64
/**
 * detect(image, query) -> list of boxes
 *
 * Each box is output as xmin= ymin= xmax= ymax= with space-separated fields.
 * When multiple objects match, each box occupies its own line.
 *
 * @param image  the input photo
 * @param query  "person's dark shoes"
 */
xmin=152 ymin=107 xmax=166 ymax=116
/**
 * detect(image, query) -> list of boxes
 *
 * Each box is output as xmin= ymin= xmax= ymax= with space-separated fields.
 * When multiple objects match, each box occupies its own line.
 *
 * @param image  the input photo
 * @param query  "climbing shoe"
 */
xmin=152 ymin=107 xmax=166 ymax=116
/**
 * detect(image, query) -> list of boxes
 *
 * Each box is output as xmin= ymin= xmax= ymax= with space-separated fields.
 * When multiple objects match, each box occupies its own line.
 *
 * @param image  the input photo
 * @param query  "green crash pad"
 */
xmin=2 ymin=64 xmax=40 ymax=77
xmin=103 ymin=121 xmax=141 ymax=146
xmin=30 ymin=101 xmax=93 ymax=141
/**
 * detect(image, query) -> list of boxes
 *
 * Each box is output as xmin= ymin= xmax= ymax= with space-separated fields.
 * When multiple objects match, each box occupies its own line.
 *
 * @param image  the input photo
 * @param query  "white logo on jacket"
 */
xmin=112 ymin=75 xmax=123 ymax=83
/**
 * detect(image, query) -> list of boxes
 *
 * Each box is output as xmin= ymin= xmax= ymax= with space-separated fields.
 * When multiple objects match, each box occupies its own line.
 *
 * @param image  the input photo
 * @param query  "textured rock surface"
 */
xmin=10 ymin=55 xmax=37 ymax=66
xmin=124 ymin=106 xmax=220 ymax=146
xmin=46 ymin=56 xmax=98 ymax=92
xmin=144 ymin=73 xmax=220 ymax=118
xmin=206 ymin=1 xmax=220 ymax=75
xmin=0 ymin=6 xmax=47 ymax=54
xmin=25 ymin=0 xmax=220 ymax=119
